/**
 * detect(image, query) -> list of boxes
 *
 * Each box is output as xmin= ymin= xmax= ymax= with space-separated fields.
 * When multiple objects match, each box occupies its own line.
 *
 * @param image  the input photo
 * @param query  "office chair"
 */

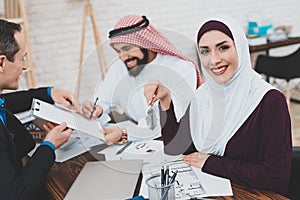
xmin=285 ymin=147 xmax=300 ymax=199
xmin=254 ymin=47 xmax=300 ymax=109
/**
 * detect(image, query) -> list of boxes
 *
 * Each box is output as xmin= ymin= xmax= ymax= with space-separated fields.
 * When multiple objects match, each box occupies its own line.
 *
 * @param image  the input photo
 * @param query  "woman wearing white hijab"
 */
xmin=144 ymin=15 xmax=292 ymax=195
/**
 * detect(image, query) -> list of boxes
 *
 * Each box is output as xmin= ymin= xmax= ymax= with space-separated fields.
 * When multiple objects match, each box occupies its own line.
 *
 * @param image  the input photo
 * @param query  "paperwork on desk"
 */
xmin=55 ymin=131 xmax=103 ymax=162
xmin=31 ymin=98 xmax=104 ymax=140
xmin=15 ymin=110 xmax=36 ymax=124
xmin=98 ymin=140 xmax=233 ymax=199
xmin=191 ymin=166 xmax=233 ymax=197
xmin=141 ymin=159 xmax=232 ymax=199
xmin=28 ymin=131 xmax=103 ymax=162
xmin=98 ymin=139 xmax=175 ymax=164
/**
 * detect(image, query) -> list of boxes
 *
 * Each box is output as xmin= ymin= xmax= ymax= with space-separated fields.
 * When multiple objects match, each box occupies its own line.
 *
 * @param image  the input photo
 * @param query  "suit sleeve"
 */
xmin=0 ymin=130 xmax=55 ymax=200
xmin=1 ymin=87 xmax=53 ymax=114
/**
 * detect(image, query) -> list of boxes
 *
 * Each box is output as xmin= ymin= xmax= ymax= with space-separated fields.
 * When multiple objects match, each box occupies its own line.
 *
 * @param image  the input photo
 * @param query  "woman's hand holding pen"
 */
xmin=81 ymin=99 xmax=103 ymax=119
xmin=144 ymin=80 xmax=172 ymax=111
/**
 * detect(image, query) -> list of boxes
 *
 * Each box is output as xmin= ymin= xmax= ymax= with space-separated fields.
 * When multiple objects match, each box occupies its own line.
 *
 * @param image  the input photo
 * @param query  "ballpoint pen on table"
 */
xmin=89 ymin=97 xmax=99 ymax=119
xmin=115 ymin=141 xmax=133 ymax=155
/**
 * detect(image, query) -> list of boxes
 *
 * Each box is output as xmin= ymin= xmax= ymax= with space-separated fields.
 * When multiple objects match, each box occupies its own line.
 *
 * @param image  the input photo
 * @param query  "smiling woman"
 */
xmin=188 ymin=16 xmax=291 ymax=195
xmin=152 ymin=15 xmax=292 ymax=196
xmin=198 ymin=30 xmax=238 ymax=84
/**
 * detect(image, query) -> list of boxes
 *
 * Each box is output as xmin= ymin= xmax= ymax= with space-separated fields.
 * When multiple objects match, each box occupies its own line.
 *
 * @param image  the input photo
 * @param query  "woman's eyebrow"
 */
xmin=198 ymin=45 xmax=208 ymax=48
xmin=199 ymin=40 xmax=230 ymax=48
xmin=216 ymin=40 xmax=230 ymax=47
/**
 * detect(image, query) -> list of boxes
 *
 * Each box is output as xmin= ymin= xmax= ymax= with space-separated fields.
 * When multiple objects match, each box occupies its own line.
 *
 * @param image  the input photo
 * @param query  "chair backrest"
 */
xmin=285 ymin=147 xmax=300 ymax=199
xmin=255 ymin=47 xmax=300 ymax=81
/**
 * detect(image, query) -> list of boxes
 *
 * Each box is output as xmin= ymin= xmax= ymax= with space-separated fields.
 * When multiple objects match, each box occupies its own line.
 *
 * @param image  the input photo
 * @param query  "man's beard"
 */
xmin=125 ymin=48 xmax=149 ymax=77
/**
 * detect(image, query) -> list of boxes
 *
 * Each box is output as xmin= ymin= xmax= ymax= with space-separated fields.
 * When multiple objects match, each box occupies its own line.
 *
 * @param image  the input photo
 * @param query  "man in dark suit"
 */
xmin=0 ymin=19 xmax=81 ymax=199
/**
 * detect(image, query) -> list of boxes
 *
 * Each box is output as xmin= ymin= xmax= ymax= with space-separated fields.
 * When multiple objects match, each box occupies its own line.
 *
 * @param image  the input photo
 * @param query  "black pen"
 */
xmin=161 ymin=166 xmax=165 ymax=187
xmin=165 ymin=166 xmax=169 ymax=185
xmin=115 ymin=141 xmax=133 ymax=155
xmin=161 ymin=166 xmax=165 ymax=199
xmin=160 ymin=170 xmax=178 ymax=200
xmin=89 ymin=97 xmax=99 ymax=119
xmin=168 ymin=170 xmax=178 ymax=184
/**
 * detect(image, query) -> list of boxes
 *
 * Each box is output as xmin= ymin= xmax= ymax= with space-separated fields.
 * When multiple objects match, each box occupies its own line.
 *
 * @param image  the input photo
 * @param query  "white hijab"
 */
xmin=190 ymin=16 xmax=275 ymax=156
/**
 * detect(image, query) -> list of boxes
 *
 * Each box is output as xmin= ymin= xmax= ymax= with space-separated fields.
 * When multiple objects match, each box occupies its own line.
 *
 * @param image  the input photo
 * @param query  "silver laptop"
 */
xmin=64 ymin=159 xmax=143 ymax=200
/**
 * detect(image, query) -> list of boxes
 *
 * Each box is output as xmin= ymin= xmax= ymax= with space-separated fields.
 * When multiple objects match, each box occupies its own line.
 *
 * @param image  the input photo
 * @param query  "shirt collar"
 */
xmin=0 ymin=97 xmax=6 ymax=125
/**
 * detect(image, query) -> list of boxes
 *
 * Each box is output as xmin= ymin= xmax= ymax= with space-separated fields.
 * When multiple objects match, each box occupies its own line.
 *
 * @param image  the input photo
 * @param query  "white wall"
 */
xmin=3 ymin=0 xmax=300 ymax=93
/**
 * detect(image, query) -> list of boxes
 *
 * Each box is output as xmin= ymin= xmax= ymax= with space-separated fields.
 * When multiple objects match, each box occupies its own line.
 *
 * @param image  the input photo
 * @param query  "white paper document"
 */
xmin=192 ymin=166 xmax=233 ymax=198
xmin=15 ymin=110 xmax=36 ymax=124
xmin=98 ymin=140 xmax=178 ymax=164
xmin=141 ymin=160 xmax=206 ymax=199
xmin=28 ymin=131 xmax=103 ymax=162
xmin=141 ymin=160 xmax=233 ymax=199
xmin=55 ymin=132 xmax=103 ymax=162
xmin=31 ymin=98 xmax=104 ymax=140
xmin=98 ymin=140 xmax=232 ymax=199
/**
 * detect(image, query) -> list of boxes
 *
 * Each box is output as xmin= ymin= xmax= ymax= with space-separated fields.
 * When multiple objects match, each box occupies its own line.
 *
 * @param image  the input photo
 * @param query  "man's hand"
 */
xmin=43 ymin=122 xmax=72 ymax=149
xmin=81 ymin=100 xmax=103 ymax=119
xmin=102 ymin=126 xmax=122 ymax=145
xmin=51 ymin=88 xmax=82 ymax=114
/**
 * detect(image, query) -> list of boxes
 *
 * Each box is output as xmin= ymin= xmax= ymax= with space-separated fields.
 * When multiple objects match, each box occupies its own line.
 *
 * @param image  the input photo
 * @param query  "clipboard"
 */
xmin=31 ymin=98 xmax=104 ymax=141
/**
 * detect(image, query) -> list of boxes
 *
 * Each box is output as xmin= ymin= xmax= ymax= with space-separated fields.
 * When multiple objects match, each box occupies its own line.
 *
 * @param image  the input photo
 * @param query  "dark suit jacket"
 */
xmin=0 ymin=88 xmax=56 ymax=200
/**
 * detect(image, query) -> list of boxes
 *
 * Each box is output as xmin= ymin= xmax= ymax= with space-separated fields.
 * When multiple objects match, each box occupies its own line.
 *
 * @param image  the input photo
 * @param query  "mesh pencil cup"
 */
xmin=146 ymin=174 xmax=175 ymax=200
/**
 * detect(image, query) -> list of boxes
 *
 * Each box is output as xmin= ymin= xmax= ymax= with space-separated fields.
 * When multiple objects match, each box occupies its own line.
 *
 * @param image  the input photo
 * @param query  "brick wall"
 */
xmin=2 ymin=0 xmax=300 ymax=94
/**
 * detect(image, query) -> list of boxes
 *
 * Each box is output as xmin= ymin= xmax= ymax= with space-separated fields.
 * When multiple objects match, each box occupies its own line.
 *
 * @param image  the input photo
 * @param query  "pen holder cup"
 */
xmin=146 ymin=174 xmax=175 ymax=200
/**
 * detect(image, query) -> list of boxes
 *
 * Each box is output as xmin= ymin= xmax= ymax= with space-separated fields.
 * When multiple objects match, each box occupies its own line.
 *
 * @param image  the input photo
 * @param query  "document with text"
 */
xmin=98 ymin=140 xmax=232 ymax=199
xmin=31 ymin=98 xmax=104 ymax=141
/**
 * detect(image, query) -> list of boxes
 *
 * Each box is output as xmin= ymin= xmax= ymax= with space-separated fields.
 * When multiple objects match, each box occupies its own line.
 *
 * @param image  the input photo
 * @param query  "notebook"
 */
xmin=64 ymin=159 xmax=143 ymax=200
